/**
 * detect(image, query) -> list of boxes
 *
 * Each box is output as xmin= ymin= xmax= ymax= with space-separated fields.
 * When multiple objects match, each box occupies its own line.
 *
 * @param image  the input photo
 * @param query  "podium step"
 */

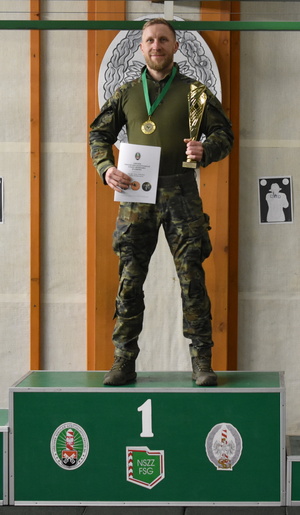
xmin=10 ymin=370 xmax=282 ymax=390
xmin=0 ymin=409 xmax=8 ymax=506
xmin=9 ymin=371 xmax=285 ymax=506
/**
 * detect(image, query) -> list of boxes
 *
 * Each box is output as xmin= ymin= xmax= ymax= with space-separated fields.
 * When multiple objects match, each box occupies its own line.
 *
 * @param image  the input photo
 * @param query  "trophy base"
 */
xmin=182 ymin=160 xmax=197 ymax=169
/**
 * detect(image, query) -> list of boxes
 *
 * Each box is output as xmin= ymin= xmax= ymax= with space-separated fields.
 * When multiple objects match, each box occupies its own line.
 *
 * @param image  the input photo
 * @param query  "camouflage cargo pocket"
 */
xmin=201 ymin=213 xmax=212 ymax=262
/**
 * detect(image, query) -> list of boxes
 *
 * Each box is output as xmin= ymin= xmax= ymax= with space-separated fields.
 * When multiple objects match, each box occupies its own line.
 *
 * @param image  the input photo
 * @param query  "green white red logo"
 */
xmin=50 ymin=422 xmax=89 ymax=470
xmin=126 ymin=446 xmax=165 ymax=489
xmin=205 ymin=422 xmax=243 ymax=471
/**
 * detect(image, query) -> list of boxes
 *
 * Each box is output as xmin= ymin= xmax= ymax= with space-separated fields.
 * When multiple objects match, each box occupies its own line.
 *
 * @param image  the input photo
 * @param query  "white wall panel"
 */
xmin=0 ymin=2 xmax=30 ymax=407
xmin=2 ymin=0 xmax=300 ymax=436
xmin=239 ymin=2 xmax=300 ymax=433
xmin=40 ymin=19 xmax=87 ymax=369
xmin=126 ymin=1 xmax=200 ymax=21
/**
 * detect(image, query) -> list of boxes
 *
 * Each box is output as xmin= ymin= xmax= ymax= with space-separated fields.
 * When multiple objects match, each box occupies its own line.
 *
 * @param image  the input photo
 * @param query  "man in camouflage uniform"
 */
xmin=89 ymin=18 xmax=233 ymax=386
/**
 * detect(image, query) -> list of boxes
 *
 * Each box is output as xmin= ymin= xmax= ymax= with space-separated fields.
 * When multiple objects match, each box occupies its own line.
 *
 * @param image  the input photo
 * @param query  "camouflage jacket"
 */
xmin=89 ymin=64 xmax=234 ymax=182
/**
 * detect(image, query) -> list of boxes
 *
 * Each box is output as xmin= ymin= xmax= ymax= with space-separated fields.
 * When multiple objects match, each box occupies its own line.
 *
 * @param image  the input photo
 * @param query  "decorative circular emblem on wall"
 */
xmin=50 ymin=422 xmax=89 ymax=470
xmin=98 ymin=15 xmax=221 ymax=147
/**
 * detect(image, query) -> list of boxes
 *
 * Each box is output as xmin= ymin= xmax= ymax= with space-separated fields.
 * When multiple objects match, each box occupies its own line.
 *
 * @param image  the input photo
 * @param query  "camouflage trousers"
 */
xmin=112 ymin=170 xmax=213 ymax=359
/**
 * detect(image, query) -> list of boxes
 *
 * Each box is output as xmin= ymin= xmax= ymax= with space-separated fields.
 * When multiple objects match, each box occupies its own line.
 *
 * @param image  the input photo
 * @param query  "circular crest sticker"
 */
xmin=205 ymin=422 xmax=243 ymax=471
xmin=50 ymin=422 xmax=89 ymax=470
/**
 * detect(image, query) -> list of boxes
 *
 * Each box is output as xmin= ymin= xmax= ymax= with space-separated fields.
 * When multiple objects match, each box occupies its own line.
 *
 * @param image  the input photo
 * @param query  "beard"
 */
xmin=144 ymin=53 xmax=173 ymax=73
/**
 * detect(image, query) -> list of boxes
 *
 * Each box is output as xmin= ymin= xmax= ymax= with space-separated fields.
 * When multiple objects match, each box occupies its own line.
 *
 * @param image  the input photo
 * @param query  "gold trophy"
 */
xmin=182 ymin=84 xmax=207 ymax=169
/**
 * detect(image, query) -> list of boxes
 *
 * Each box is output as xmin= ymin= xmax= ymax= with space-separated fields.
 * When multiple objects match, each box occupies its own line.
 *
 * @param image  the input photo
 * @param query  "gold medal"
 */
xmin=141 ymin=67 xmax=177 ymax=136
xmin=141 ymin=119 xmax=156 ymax=135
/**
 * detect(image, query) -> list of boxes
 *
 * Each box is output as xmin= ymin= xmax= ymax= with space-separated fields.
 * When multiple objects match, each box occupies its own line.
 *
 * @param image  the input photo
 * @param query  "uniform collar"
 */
xmin=142 ymin=63 xmax=179 ymax=83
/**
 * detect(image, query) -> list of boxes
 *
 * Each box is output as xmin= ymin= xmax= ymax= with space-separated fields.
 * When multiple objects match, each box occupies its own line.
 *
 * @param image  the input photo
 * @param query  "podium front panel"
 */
xmin=9 ymin=371 xmax=285 ymax=506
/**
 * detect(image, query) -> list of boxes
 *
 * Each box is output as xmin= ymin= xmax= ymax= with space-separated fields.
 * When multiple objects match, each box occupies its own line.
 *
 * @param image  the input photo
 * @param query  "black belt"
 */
xmin=157 ymin=169 xmax=196 ymax=188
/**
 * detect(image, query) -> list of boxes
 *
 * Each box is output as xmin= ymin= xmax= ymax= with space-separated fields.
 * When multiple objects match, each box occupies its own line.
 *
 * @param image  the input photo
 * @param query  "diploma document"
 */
xmin=114 ymin=142 xmax=161 ymax=204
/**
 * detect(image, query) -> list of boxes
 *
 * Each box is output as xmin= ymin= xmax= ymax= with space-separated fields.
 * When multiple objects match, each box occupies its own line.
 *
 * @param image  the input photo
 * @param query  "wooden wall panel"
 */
xmin=87 ymin=1 xmax=126 ymax=370
xmin=200 ymin=1 xmax=239 ymax=370
xmin=30 ymin=0 xmax=41 ymax=370
xmin=228 ymin=1 xmax=240 ymax=370
xmin=28 ymin=2 xmax=239 ymax=372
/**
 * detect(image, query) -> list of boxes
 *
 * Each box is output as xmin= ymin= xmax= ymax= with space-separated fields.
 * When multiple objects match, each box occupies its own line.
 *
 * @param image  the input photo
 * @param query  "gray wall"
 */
xmin=1 ymin=1 xmax=300 ymax=433
xmin=0 ymin=0 xmax=87 ymax=401
xmin=238 ymin=2 xmax=300 ymax=433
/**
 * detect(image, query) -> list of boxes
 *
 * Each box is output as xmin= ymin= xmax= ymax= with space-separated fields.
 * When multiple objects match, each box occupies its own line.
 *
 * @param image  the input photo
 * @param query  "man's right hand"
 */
xmin=105 ymin=167 xmax=132 ymax=193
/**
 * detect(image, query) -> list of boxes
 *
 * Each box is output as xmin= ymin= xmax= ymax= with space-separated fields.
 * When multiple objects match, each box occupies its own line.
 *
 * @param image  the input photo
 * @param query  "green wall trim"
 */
xmin=1 ymin=20 xmax=300 ymax=31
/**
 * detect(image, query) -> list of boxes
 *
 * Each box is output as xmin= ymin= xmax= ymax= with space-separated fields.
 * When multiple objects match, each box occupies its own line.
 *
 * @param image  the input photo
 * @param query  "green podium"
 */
xmin=286 ymin=435 xmax=300 ymax=505
xmin=9 ymin=371 xmax=285 ymax=506
xmin=0 ymin=410 xmax=8 ymax=505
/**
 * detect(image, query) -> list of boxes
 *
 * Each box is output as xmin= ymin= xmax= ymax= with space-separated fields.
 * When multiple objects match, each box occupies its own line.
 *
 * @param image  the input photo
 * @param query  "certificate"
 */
xmin=114 ymin=143 xmax=161 ymax=204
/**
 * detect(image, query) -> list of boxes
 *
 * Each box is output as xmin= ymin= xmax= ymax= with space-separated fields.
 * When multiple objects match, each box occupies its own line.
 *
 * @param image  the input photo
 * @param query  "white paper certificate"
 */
xmin=114 ymin=143 xmax=161 ymax=204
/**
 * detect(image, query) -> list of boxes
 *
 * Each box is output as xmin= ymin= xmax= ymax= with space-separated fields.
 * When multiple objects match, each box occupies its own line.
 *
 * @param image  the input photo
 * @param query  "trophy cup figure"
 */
xmin=182 ymin=84 xmax=207 ymax=169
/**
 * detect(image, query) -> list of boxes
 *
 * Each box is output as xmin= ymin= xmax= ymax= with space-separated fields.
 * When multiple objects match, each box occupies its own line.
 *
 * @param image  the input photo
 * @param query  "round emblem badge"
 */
xmin=205 ymin=422 xmax=243 ymax=471
xmin=50 ymin=422 xmax=89 ymax=470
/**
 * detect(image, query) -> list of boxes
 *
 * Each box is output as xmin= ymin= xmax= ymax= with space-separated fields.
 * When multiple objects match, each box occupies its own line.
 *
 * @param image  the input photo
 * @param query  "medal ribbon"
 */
xmin=142 ymin=66 xmax=177 ymax=117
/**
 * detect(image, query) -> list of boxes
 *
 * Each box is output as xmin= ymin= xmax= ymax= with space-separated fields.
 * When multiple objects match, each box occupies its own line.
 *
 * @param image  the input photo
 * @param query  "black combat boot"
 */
xmin=190 ymin=344 xmax=217 ymax=386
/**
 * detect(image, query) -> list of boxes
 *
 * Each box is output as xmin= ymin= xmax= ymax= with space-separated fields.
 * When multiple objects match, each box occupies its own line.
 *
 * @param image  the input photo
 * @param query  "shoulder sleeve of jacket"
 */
xmin=89 ymin=87 xmax=127 ymax=183
xmin=199 ymin=90 xmax=234 ymax=168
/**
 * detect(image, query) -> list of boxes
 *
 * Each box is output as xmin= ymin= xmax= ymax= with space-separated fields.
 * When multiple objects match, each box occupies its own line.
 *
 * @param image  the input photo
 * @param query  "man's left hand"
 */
xmin=184 ymin=139 xmax=204 ymax=163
